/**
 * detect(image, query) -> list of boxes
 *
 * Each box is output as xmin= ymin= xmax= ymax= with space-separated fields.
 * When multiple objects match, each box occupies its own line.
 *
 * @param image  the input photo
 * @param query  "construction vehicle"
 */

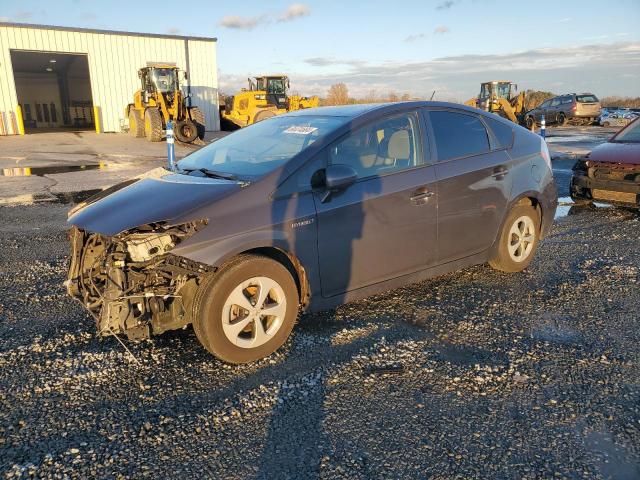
xmin=221 ymin=75 xmax=319 ymax=129
xmin=465 ymin=81 xmax=527 ymax=126
xmin=126 ymin=63 xmax=205 ymax=143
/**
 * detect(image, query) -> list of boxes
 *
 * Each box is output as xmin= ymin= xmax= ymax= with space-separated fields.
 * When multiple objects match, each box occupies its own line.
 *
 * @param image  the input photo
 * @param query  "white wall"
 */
xmin=0 ymin=24 xmax=219 ymax=135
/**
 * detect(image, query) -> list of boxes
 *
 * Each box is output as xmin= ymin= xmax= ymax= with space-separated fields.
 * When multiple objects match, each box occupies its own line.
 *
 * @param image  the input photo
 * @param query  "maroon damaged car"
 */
xmin=571 ymin=117 xmax=640 ymax=207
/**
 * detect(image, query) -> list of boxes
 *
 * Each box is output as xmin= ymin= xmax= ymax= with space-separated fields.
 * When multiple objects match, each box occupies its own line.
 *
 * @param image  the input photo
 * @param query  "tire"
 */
xmin=193 ymin=255 xmax=299 ymax=364
xmin=602 ymin=121 xmax=610 ymax=127
xmin=253 ymin=109 xmax=276 ymax=123
xmin=128 ymin=108 xmax=144 ymax=138
xmin=557 ymin=112 xmax=567 ymax=126
xmin=525 ymin=116 xmax=535 ymax=130
xmin=174 ymin=120 xmax=198 ymax=143
xmin=188 ymin=106 xmax=206 ymax=139
xmin=144 ymin=108 xmax=163 ymax=142
xmin=489 ymin=204 xmax=541 ymax=273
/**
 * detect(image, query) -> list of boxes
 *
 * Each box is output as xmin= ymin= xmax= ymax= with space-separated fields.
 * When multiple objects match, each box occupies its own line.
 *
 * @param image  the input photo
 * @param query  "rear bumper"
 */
xmin=540 ymin=180 xmax=557 ymax=238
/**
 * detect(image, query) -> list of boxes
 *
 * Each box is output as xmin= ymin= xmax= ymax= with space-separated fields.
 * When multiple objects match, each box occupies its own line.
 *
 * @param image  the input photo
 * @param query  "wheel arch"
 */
xmin=490 ymin=192 xmax=545 ymax=255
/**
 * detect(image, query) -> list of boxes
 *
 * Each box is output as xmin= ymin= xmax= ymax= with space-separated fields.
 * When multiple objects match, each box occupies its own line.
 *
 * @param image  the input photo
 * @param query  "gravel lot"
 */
xmin=1 ymin=151 xmax=639 ymax=478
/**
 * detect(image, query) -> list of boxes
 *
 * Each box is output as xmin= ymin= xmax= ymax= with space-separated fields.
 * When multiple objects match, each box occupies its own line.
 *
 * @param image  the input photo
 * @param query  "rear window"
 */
xmin=483 ymin=116 xmax=514 ymax=149
xmin=429 ymin=110 xmax=490 ymax=161
xmin=576 ymin=94 xmax=599 ymax=103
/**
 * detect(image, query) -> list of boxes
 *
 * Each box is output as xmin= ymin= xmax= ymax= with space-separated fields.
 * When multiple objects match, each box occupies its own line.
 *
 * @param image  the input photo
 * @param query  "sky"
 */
xmin=1 ymin=0 xmax=639 ymax=100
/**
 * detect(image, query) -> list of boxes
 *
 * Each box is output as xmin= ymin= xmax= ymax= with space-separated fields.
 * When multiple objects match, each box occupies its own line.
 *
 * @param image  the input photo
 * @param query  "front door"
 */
xmin=425 ymin=109 xmax=512 ymax=263
xmin=313 ymin=111 xmax=438 ymax=298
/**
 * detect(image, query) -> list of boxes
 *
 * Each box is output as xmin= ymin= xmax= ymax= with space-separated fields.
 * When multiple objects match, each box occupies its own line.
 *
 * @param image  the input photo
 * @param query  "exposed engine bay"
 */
xmin=66 ymin=220 xmax=211 ymax=340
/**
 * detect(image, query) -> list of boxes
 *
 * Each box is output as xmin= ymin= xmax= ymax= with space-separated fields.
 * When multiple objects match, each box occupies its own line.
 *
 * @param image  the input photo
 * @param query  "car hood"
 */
xmin=68 ymin=167 xmax=243 ymax=235
xmin=588 ymin=142 xmax=640 ymax=165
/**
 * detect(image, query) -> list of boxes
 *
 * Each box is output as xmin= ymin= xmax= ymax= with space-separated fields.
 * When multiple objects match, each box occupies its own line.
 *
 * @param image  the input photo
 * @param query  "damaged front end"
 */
xmin=571 ymin=159 xmax=640 ymax=206
xmin=66 ymin=221 xmax=212 ymax=340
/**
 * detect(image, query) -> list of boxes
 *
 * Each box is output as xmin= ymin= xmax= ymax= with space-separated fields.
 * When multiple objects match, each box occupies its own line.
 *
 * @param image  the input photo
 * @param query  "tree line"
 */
xmin=322 ymin=83 xmax=640 ymax=110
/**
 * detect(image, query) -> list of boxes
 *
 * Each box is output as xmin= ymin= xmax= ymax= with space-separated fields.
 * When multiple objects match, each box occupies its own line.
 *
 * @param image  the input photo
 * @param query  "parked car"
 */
xmin=598 ymin=109 xmax=638 ymax=127
xmin=571 ymin=117 xmax=640 ymax=207
xmin=524 ymin=93 xmax=601 ymax=128
xmin=66 ymin=102 xmax=557 ymax=363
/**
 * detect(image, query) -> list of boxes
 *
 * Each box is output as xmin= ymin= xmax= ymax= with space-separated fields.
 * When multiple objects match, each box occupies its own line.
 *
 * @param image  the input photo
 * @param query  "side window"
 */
xmin=550 ymin=98 xmax=561 ymax=107
xmin=483 ymin=116 xmax=514 ymax=149
xmin=429 ymin=110 xmax=490 ymax=161
xmin=540 ymin=100 xmax=551 ymax=109
xmin=328 ymin=112 xmax=422 ymax=179
xmin=561 ymin=95 xmax=573 ymax=104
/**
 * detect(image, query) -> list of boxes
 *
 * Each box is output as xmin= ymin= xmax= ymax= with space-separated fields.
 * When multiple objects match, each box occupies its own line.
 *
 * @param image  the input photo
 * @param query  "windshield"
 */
xmin=150 ymin=68 xmax=177 ymax=93
xmin=496 ymin=83 xmax=511 ymax=99
xmin=178 ymin=115 xmax=348 ymax=178
xmin=267 ymin=78 xmax=286 ymax=94
xmin=612 ymin=118 xmax=640 ymax=143
xmin=479 ymin=84 xmax=490 ymax=99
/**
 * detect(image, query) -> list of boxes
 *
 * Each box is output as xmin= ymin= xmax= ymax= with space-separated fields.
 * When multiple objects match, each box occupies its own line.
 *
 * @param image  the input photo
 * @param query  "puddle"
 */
xmin=0 ymin=189 xmax=103 ymax=206
xmin=1 ymin=164 xmax=105 ymax=177
xmin=555 ymin=196 xmax=612 ymax=219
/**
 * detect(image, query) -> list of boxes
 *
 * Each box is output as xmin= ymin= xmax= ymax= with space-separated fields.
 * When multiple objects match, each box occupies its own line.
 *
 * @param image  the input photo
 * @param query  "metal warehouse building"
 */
xmin=0 ymin=22 xmax=219 ymax=136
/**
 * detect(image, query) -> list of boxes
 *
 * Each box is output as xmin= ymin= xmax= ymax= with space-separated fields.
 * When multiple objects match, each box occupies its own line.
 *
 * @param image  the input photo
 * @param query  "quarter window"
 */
xmin=551 ymin=98 xmax=561 ymax=107
xmin=429 ymin=111 xmax=490 ymax=161
xmin=483 ymin=116 xmax=514 ymax=149
xmin=328 ymin=113 xmax=422 ymax=179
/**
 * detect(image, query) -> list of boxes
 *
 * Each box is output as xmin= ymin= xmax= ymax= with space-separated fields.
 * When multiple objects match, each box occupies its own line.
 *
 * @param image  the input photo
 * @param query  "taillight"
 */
xmin=572 ymin=103 xmax=577 ymax=111
xmin=540 ymin=137 xmax=551 ymax=170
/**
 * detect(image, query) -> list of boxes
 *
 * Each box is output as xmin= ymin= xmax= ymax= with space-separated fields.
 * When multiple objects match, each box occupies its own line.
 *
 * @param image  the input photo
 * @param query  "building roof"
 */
xmin=0 ymin=22 xmax=216 ymax=42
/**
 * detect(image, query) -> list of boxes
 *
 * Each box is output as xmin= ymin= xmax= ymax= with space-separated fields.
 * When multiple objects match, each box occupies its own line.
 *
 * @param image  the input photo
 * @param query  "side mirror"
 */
xmin=321 ymin=164 xmax=357 ymax=202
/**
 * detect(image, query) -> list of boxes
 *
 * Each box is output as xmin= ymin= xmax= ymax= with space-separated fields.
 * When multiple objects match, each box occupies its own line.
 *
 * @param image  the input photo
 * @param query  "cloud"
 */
xmin=304 ymin=57 xmax=365 ymax=67
xmin=14 ymin=10 xmax=33 ymax=19
xmin=79 ymin=12 xmax=97 ymax=22
xmin=436 ymin=1 xmax=457 ymax=10
xmin=405 ymin=33 xmax=427 ymax=42
xmin=220 ymin=3 xmax=310 ymax=30
xmin=224 ymin=41 xmax=640 ymax=100
xmin=434 ymin=26 xmax=450 ymax=34
xmin=278 ymin=3 xmax=310 ymax=22
xmin=167 ymin=27 xmax=181 ymax=35
xmin=0 ymin=16 xmax=10 ymax=22
xmin=219 ymin=14 xmax=269 ymax=30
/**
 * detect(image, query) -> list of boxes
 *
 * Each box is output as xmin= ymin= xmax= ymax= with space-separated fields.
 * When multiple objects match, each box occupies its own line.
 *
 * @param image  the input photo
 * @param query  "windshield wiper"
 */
xmin=180 ymin=168 xmax=238 ymax=181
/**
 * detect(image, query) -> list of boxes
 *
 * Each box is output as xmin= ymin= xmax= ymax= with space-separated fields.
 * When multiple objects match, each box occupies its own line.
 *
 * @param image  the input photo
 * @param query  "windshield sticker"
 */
xmin=283 ymin=126 xmax=318 ymax=135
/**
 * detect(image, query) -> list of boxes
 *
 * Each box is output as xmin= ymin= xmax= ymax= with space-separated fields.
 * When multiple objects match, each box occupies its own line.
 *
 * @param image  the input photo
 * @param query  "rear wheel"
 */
xmin=253 ymin=109 xmax=276 ymax=123
xmin=144 ymin=108 xmax=163 ymax=142
xmin=489 ymin=204 xmax=540 ymax=273
xmin=602 ymin=121 xmax=610 ymax=127
xmin=174 ymin=120 xmax=198 ymax=143
xmin=557 ymin=112 xmax=567 ymax=126
xmin=188 ymin=106 xmax=206 ymax=139
xmin=193 ymin=255 xmax=299 ymax=364
xmin=128 ymin=109 xmax=144 ymax=138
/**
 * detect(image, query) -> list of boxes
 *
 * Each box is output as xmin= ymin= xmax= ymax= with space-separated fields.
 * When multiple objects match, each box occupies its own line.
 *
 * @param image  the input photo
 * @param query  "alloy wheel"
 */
xmin=221 ymin=277 xmax=287 ymax=348
xmin=508 ymin=215 xmax=536 ymax=262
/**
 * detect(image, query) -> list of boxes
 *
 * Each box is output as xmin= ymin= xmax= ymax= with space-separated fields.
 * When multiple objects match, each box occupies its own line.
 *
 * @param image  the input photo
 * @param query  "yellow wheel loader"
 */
xmin=221 ymin=75 xmax=319 ymax=129
xmin=465 ymin=81 xmax=527 ymax=126
xmin=126 ymin=63 xmax=205 ymax=143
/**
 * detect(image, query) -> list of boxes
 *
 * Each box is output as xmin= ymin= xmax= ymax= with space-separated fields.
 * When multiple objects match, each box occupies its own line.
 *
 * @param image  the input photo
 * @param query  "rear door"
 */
xmin=547 ymin=97 xmax=562 ymax=122
xmin=576 ymin=94 xmax=601 ymax=118
xmin=424 ymin=109 xmax=513 ymax=263
xmin=313 ymin=111 xmax=438 ymax=298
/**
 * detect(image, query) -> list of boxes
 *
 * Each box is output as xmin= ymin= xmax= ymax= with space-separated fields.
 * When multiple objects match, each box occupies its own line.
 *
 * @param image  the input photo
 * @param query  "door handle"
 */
xmin=410 ymin=189 xmax=434 ymax=205
xmin=492 ymin=167 xmax=509 ymax=179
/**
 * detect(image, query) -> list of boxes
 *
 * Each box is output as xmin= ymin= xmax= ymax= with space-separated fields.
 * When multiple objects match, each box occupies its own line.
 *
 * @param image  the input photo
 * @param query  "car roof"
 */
xmin=283 ymin=101 xmax=484 ymax=119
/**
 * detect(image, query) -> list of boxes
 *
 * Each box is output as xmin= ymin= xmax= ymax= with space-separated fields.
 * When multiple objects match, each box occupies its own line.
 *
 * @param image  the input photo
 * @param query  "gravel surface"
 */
xmin=1 ymin=178 xmax=639 ymax=478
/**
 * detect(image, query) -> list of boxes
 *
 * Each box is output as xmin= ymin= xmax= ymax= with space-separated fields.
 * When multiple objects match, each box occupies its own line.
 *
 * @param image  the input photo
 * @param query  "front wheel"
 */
xmin=525 ymin=116 xmax=535 ymax=130
xmin=193 ymin=255 xmax=299 ymax=364
xmin=489 ymin=204 xmax=540 ymax=273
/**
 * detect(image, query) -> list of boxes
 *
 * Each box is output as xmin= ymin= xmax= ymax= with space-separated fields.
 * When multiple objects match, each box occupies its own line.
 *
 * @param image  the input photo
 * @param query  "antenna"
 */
xmin=430 ymin=90 xmax=436 ymax=101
